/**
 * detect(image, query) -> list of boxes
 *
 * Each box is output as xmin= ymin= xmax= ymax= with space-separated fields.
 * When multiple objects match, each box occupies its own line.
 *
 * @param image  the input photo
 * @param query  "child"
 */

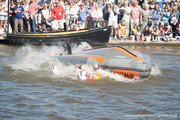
xmin=142 ymin=25 xmax=151 ymax=41
xmin=118 ymin=20 xmax=127 ymax=40
xmin=51 ymin=16 xmax=58 ymax=31
xmin=71 ymin=23 xmax=77 ymax=30
xmin=151 ymin=26 xmax=159 ymax=41
xmin=131 ymin=24 xmax=141 ymax=42
xmin=77 ymin=21 xmax=83 ymax=30
xmin=96 ymin=21 xmax=102 ymax=28
xmin=163 ymin=23 xmax=173 ymax=41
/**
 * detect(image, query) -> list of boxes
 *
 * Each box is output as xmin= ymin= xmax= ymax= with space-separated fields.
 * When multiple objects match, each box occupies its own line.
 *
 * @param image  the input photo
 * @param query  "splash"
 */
xmin=95 ymin=69 xmax=141 ymax=83
xmin=9 ymin=42 xmax=92 ymax=72
xmin=52 ymin=65 xmax=142 ymax=83
xmin=150 ymin=63 xmax=161 ymax=76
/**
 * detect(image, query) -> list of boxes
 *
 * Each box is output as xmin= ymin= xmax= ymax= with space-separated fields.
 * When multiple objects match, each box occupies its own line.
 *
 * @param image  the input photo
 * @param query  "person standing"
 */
xmin=42 ymin=3 xmax=50 ymax=32
xmin=108 ymin=5 xmax=119 ymax=40
xmin=169 ymin=7 xmax=179 ymax=38
xmin=0 ymin=0 xmax=8 ymax=30
xmin=102 ymin=2 xmax=111 ymax=26
xmin=130 ymin=0 xmax=141 ymax=31
xmin=51 ymin=0 xmax=65 ymax=31
xmin=9 ymin=0 xmax=15 ymax=31
xmin=65 ymin=2 xmax=75 ymax=30
xmin=140 ymin=4 xmax=152 ymax=33
xmin=151 ymin=3 xmax=161 ymax=30
xmin=37 ymin=0 xmax=46 ymax=32
xmin=122 ymin=0 xmax=131 ymax=37
xmin=77 ymin=3 xmax=90 ymax=29
xmin=28 ymin=0 xmax=38 ymax=32
xmin=161 ymin=7 xmax=170 ymax=25
xmin=87 ymin=3 xmax=95 ymax=29
xmin=91 ymin=4 xmax=103 ymax=28
xmin=22 ymin=0 xmax=30 ymax=32
xmin=118 ymin=2 xmax=125 ymax=24
xmin=14 ymin=0 xmax=25 ymax=32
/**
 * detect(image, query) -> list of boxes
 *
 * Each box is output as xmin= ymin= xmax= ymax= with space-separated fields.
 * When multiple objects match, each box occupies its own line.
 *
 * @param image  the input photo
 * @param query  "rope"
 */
xmin=149 ymin=80 xmax=180 ymax=99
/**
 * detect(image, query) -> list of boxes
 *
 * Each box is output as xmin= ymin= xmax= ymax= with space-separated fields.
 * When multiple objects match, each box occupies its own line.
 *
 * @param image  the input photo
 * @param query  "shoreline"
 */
xmin=108 ymin=39 xmax=180 ymax=46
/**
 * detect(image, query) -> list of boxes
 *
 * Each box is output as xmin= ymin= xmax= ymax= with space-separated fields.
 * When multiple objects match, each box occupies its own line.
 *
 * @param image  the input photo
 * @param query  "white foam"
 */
xmin=150 ymin=63 xmax=161 ymax=76
xmin=9 ymin=42 xmax=92 ymax=72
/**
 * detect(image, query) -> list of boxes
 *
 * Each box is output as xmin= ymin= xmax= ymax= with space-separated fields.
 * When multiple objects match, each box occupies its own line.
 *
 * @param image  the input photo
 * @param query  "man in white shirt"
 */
xmin=108 ymin=5 xmax=119 ymax=39
xmin=65 ymin=2 xmax=74 ymax=30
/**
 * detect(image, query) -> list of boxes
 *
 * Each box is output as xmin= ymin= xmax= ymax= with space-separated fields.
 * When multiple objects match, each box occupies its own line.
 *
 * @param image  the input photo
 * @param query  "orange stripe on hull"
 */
xmin=113 ymin=69 xmax=139 ymax=79
xmin=112 ymin=47 xmax=144 ymax=61
xmin=56 ymin=55 xmax=106 ymax=63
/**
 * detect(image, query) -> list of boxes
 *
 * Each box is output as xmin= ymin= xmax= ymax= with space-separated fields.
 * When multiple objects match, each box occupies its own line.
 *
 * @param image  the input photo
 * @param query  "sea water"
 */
xmin=0 ymin=43 xmax=179 ymax=119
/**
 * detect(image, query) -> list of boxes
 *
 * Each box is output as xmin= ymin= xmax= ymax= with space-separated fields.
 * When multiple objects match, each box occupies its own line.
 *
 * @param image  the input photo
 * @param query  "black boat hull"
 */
xmin=6 ymin=26 xmax=111 ymax=46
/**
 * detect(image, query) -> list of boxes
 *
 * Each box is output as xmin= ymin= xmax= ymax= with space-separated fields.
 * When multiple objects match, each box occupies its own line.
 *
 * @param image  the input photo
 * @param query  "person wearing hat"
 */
xmin=14 ymin=0 xmax=25 ymax=32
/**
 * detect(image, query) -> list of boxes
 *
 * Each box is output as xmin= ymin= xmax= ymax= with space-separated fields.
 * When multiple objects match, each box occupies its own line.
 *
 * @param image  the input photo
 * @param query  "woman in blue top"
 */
xmin=78 ymin=3 xmax=90 ymax=29
xmin=169 ymin=7 xmax=179 ymax=38
xmin=161 ymin=7 xmax=170 ymax=25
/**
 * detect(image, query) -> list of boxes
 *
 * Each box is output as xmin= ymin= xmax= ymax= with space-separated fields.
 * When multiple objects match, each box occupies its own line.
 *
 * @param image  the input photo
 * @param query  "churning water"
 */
xmin=0 ymin=43 xmax=179 ymax=120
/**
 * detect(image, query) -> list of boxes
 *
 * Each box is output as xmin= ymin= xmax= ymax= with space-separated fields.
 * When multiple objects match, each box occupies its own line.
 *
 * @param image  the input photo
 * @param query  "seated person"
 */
xmin=142 ymin=25 xmax=151 ymax=41
xmin=151 ymin=26 xmax=159 ymax=41
xmin=97 ymin=21 xmax=102 ymax=28
xmin=157 ymin=25 xmax=165 ymax=41
xmin=163 ymin=23 xmax=173 ymax=41
xmin=131 ymin=24 xmax=141 ymax=42
xmin=51 ymin=16 xmax=58 ymax=31
xmin=118 ymin=20 xmax=127 ymax=40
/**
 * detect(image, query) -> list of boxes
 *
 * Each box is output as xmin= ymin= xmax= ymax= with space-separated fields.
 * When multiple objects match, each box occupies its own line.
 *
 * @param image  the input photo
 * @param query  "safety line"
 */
xmin=149 ymin=80 xmax=180 ymax=99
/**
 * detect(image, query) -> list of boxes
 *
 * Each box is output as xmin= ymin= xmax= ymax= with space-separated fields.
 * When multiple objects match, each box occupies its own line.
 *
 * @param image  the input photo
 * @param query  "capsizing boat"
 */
xmin=53 ymin=47 xmax=152 ymax=79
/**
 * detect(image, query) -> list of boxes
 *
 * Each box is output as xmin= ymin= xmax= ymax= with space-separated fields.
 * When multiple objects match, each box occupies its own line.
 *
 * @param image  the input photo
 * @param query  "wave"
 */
xmin=8 ymin=43 xmax=161 ymax=83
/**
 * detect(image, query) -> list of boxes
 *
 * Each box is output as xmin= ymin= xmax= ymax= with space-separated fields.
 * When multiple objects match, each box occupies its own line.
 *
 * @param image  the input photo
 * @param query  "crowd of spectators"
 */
xmin=0 ymin=0 xmax=179 ymax=41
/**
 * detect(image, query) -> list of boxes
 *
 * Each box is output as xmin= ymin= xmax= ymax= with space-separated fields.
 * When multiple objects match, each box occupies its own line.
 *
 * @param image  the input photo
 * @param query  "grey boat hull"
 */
xmin=53 ymin=47 xmax=152 ymax=79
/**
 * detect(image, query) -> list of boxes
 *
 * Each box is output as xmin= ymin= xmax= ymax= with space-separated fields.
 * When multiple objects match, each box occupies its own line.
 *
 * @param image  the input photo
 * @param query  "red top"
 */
xmin=51 ymin=6 xmax=65 ymax=20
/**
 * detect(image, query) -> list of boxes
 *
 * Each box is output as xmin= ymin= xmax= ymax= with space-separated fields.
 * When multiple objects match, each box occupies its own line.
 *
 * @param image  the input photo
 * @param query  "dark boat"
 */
xmin=5 ymin=26 xmax=111 ymax=46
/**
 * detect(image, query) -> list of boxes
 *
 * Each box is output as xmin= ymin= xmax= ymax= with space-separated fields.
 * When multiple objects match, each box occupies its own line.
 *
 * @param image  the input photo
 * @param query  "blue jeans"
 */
xmin=30 ymin=17 xmax=36 ymax=32
xmin=93 ymin=20 xmax=97 ymax=28
xmin=151 ymin=20 xmax=159 ymax=30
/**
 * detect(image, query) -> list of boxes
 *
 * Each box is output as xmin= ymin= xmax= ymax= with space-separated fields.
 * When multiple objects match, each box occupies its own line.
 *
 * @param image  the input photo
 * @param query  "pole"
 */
xmin=7 ymin=0 xmax=9 ymax=34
